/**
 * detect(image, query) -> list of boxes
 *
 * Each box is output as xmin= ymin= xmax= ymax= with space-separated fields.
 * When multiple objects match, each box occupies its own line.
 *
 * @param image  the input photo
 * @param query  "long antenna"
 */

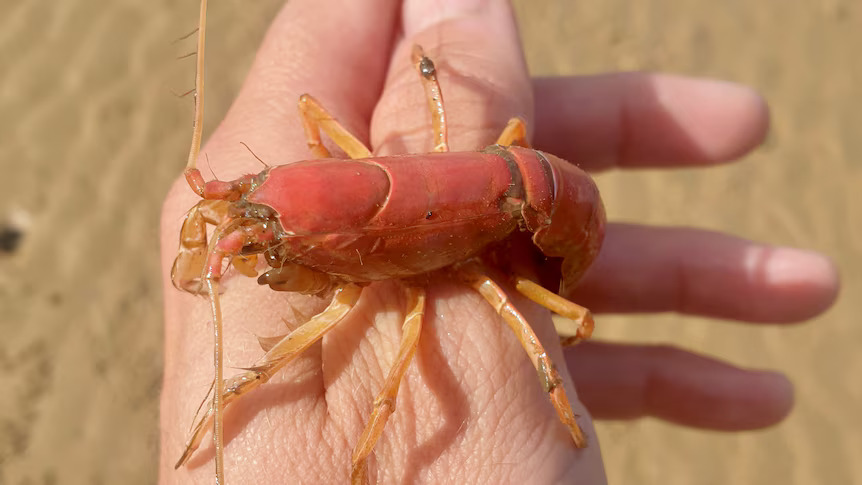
xmin=186 ymin=0 xmax=207 ymax=172
xmin=187 ymin=1 xmax=225 ymax=482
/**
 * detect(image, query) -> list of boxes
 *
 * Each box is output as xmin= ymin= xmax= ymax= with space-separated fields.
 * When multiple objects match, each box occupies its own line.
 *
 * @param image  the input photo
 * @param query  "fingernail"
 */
xmin=659 ymin=76 xmax=770 ymax=162
xmin=754 ymin=247 xmax=840 ymax=319
xmin=762 ymin=248 xmax=838 ymax=286
xmin=741 ymin=370 xmax=794 ymax=427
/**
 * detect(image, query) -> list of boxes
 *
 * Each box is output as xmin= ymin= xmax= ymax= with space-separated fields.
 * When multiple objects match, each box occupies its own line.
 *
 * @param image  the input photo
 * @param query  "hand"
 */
xmin=159 ymin=0 xmax=839 ymax=483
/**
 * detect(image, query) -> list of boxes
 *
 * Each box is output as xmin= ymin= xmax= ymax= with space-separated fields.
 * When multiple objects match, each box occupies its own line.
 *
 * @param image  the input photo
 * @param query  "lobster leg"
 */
xmin=455 ymin=262 xmax=587 ymax=448
xmin=411 ymin=45 xmax=449 ymax=152
xmin=350 ymin=287 xmax=426 ymax=485
xmin=297 ymin=94 xmax=373 ymax=159
xmin=298 ymin=45 xmax=451 ymax=159
xmin=495 ymin=117 xmax=530 ymax=148
xmin=513 ymin=277 xmax=594 ymax=346
xmin=175 ymin=283 xmax=363 ymax=468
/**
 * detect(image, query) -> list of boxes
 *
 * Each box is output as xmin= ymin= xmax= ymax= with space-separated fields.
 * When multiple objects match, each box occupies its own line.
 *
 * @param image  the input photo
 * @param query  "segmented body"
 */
xmin=186 ymin=146 xmax=603 ymax=288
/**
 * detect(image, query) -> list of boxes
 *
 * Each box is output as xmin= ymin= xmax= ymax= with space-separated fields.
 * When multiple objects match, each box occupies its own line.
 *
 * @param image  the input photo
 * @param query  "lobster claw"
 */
xmin=171 ymin=247 xmax=206 ymax=294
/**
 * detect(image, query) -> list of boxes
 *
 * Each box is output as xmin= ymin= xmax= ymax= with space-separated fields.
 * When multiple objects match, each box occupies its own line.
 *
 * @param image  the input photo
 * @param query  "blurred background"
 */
xmin=0 ymin=0 xmax=857 ymax=483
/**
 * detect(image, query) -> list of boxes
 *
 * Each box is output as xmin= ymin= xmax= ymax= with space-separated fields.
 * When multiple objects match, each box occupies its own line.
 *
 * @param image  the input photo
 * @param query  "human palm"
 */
xmin=160 ymin=1 xmax=838 ymax=483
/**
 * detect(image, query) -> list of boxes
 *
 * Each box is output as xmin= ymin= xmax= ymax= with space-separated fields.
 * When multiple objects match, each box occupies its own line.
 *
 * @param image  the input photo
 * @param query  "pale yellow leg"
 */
xmin=495 ymin=117 xmax=530 ymax=147
xmin=175 ymin=284 xmax=363 ymax=468
xmin=350 ymin=287 xmax=426 ymax=485
xmin=297 ymin=94 xmax=373 ymax=159
xmin=513 ymin=277 xmax=594 ymax=346
xmin=412 ymin=45 xmax=449 ymax=152
xmin=456 ymin=262 xmax=586 ymax=447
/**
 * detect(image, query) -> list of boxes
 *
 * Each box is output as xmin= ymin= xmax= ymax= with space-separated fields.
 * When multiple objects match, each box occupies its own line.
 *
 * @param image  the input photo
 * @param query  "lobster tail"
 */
xmin=507 ymin=147 xmax=606 ymax=293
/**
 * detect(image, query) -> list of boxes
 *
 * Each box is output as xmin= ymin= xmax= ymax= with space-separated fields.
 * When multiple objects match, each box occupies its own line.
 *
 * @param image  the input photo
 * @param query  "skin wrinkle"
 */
xmin=480 ymin=393 xmax=516 ymax=476
xmin=428 ymin=286 xmax=531 ymax=478
xmin=392 ymin=371 xmax=421 ymax=484
xmin=613 ymin=80 xmax=634 ymax=171
xmin=316 ymin=399 xmax=350 ymax=478
xmin=468 ymin=328 xmax=514 ymax=402
xmin=673 ymin=242 xmax=695 ymax=316
xmin=404 ymin=315 xmax=468 ymax=483
xmin=749 ymin=245 xmax=791 ymax=321
xmin=642 ymin=345 xmax=671 ymax=421
xmin=501 ymin=402 xmax=565 ymax=483
xmin=402 ymin=0 xmax=494 ymax=35
xmin=433 ymin=49 xmax=529 ymax=115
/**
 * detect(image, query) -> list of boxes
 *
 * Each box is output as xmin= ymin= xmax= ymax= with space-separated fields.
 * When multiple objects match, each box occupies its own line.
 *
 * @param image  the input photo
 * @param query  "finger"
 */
xmin=532 ymin=74 xmax=770 ymax=172
xmin=370 ymin=0 xmax=533 ymax=154
xmin=569 ymin=224 xmax=839 ymax=323
xmin=566 ymin=342 xmax=794 ymax=430
xmin=200 ymin=0 xmax=403 ymax=175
